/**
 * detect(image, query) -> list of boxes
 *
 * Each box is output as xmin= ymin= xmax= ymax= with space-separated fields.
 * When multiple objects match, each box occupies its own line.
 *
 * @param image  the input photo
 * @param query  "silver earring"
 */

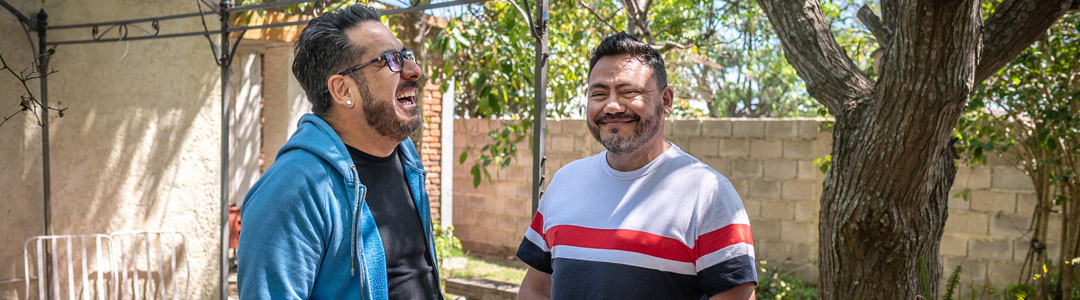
xmin=345 ymin=100 xmax=353 ymax=105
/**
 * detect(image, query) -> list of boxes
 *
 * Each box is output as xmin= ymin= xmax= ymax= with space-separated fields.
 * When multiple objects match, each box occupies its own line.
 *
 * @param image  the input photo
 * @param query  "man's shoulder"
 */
xmin=660 ymin=146 xmax=731 ymax=186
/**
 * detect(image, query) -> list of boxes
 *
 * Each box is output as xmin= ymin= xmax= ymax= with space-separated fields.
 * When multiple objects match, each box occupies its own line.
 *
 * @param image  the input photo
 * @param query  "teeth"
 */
xmin=396 ymin=90 xmax=416 ymax=99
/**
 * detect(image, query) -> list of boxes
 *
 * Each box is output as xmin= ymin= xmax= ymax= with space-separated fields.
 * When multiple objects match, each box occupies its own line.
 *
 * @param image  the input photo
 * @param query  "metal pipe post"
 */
xmin=35 ymin=9 xmax=52 ymax=300
xmin=218 ymin=0 xmax=232 ymax=299
xmin=530 ymin=0 xmax=549 ymax=215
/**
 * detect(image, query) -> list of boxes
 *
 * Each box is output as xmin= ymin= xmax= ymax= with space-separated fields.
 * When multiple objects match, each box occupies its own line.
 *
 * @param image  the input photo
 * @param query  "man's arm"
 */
xmin=517 ymin=267 xmax=552 ymax=300
xmin=237 ymin=169 xmax=327 ymax=299
xmin=709 ymin=282 xmax=756 ymax=300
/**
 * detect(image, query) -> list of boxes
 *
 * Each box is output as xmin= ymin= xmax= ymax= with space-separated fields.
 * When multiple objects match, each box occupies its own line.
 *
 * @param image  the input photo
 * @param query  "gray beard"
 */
xmin=587 ymin=103 xmax=664 ymax=155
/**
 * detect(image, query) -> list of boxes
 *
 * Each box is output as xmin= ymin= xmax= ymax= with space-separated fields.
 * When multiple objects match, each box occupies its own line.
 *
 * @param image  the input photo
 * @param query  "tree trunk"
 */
xmin=755 ymin=0 xmax=1077 ymax=298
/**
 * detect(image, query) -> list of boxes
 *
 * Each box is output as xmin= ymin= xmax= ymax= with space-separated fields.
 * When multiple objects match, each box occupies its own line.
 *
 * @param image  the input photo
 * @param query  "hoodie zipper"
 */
xmin=349 ymin=165 xmax=370 ymax=300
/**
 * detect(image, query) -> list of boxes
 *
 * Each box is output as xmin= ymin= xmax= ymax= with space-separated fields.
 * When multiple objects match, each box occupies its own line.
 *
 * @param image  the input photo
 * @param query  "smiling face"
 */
xmin=586 ymin=54 xmax=672 ymax=155
xmin=344 ymin=21 xmax=423 ymax=141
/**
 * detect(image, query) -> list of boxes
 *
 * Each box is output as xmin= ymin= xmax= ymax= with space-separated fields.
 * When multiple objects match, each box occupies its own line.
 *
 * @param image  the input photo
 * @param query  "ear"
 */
xmin=661 ymin=86 xmax=674 ymax=115
xmin=327 ymin=74 xmax=356 ymax=108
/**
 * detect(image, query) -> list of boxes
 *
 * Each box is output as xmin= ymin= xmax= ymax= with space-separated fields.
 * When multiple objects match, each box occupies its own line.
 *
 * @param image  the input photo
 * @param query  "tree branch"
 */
xmin=975 ymin=0 xmax=1075 ymax=84
xmin=506 ymin=0 xmax=534 ymax=30
xmin=577 ymin=0 xmax=618 ymax=32
xmin=755 ymin=0 xmax=874 ymax=117
xmin=856 ymin=4 xmax=891 ymax=46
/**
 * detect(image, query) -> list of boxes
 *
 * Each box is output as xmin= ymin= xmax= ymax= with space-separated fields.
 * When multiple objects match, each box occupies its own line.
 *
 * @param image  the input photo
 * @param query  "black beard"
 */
xmin=357 ymin=77 xmax=422 ymax=141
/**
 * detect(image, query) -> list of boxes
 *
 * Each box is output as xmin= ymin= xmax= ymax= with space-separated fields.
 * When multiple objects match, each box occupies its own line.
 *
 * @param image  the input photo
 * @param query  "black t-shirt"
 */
xmin=346 ymin=145 xmax=441 ymax=300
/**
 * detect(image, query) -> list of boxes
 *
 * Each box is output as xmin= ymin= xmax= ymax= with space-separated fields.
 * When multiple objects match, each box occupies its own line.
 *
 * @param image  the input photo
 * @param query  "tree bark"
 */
xmin=755 ymin=0 xmax=1077 ymax=298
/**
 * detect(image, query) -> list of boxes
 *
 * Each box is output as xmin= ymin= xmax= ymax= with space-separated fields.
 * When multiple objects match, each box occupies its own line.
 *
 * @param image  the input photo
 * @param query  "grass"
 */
xmin=439 ymin=250 xmax=527 ymax=284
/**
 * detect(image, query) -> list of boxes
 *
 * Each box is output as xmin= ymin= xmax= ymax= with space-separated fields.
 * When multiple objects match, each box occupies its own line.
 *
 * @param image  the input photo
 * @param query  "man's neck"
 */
xmin=326 ymin=116 xmax=400 ymax=158
xmin=605 ymin=137 xmax=670 ymax=172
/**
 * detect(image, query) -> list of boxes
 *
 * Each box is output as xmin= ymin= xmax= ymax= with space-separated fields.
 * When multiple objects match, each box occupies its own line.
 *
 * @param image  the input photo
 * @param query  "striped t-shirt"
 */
xmin=516 ymin=144 xmax=756 ymax=299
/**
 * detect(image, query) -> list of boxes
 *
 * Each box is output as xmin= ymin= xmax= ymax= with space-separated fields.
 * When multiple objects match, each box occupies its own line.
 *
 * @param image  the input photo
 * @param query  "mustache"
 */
xmin=397 ymin=80 xmax=419 ymax=94
xmin=594 ymin=112 xmax=641 ymax=124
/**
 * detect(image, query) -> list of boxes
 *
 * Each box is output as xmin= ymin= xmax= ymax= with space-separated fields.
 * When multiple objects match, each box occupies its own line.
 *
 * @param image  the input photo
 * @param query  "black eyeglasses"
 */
xmin=338 ymin=49 xmax=416 ymax=76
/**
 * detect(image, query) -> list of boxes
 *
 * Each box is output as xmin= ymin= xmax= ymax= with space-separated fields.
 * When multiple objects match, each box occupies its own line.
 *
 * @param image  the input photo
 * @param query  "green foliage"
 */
xmin=755 ymin=261 xmax=818 ymax=300
xmin=432 ymin=221 xmax=464 ymax=259
xmin=812 ymin=154 xmax=829 ymax=173
xmin=943 ymin=264 xmax=963 ymax=300
xmin=955 ymin=12 xmax=1080 ymax=299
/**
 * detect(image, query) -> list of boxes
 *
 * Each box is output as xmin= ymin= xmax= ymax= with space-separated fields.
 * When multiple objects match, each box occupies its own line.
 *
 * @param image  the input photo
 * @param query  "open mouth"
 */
xmin=396 ymin=90 xmax=417 ymax=106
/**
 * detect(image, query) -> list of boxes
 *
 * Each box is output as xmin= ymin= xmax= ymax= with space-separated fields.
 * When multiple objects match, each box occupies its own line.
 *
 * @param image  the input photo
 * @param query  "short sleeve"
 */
xmin=515 ymin=211 xmax=553 ymax=274
xmin=693 ymin=179 xmax=757 ymax=296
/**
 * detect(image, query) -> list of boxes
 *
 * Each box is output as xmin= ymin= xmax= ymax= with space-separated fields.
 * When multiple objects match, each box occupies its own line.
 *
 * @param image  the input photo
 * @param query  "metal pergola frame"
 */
xmin=1 ymin=0 xmax=550 ymax=298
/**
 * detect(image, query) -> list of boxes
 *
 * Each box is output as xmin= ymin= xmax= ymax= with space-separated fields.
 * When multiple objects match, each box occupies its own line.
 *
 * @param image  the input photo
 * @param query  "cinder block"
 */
xmin=941 ymin=257 xmax=988 ymax=284
xmin=732 ymin=119 xmax=765 ymax=138
xmin=944 ymin=212 xmax=989 ymax=235
xmin=545 ymin=120 xmax=562 ymax=135
xmin=743 ymin=198 xmax=761 ymax=218
xmin=991 ymin=167 xmax=1035 ymax=191
xmin=751 ymin=219 xmax=781 ymax=241
xmin=763 ymin=160 xmax=797 ymax=180
xmin=988 ymin=262 xmax=1025 ymax=286
xmin=765 ymin=121 xmax=798 ymax=139
xmin=750 ymin=140 xmax=783 ymax=159
xmin=562 ymin=120 xmax=588 ymax=136
xmin=948 ymin=187 xmax=971 ymax=211
xmin=548 ymin=135 xmax=575 ymax=153
xmin=940 ymin=235 xmax=967 ymax=257
xmin=673 ymin=120 xmax=702 ymax=137
xmin=702 ymin=120 xmax=732 ymax=138
xmin=970 ymin=191 xmax=1016 ymax=214
xmin=797 ymin=120 xmax=825 ymax=139
xmin=780 ymin=220 xmax=817 ymax=243
xmin=1015 ymin=192 xmax=1037 ymax=215
xmin=760 ymin=202 xmax=794 ymax=220
xmin=702 ymin=158 xmax=732 ymax=175
xmin=732 ymin=160 xmax=762 ymax=178
xmin=796 ymin=160 xmax=823 ymax=181
xmin=728 ymin=178 xmax=749 ymax=197
xmin=664 ymin=119 xmax=674 ymax=136
xmin=782 ymin=140 xmax=818 ymax=160
xmin=969 ymin=238 xmax=1013 ymax=261
xmin=954 ymin=165 xmax=992 ymax=189
xmin=793 ymin=201 xmax=820 ymax=221
xmin=1014 ymin=239 xmax=1061 ymax=262
xmin=688 ymin=138 xmax=720 ymax=157
xmin=989 ymin=214 xmax=1031 ymax=239
xmin=717 ymin=139 xmax=751 ymax=158
xmin=781 ymin=181 xmax=820 ymax=201
xmin=749 ymin=180 xmax=781 ymax=200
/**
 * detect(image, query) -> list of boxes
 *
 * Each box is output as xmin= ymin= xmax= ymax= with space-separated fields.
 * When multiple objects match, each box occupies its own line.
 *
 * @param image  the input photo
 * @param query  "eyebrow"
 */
xmin=588 ymin=82 xmax=643 ymax=90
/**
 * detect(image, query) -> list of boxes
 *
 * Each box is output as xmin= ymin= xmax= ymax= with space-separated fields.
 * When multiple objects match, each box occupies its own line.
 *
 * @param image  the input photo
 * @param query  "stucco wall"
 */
xmin=452 ymin=118 xmax=1062 ymax=290
xmin=0 ymin=0 xmax=226 ymax=298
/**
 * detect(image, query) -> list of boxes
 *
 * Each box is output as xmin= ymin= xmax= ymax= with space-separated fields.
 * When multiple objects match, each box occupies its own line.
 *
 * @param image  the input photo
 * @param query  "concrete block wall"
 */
xmin=452 ymin=118 xmax=1056 ymax=289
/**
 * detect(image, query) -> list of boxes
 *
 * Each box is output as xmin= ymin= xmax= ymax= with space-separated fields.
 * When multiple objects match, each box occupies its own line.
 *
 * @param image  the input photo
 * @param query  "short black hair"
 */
xmin=292 ymin=5 xmax=380 ymax=117
xmin=588 ymin=32 xmax=667 ymax=89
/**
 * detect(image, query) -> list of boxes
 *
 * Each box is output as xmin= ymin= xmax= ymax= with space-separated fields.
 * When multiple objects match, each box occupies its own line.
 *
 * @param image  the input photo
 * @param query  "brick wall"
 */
xmin=452 ymin=118 xmax=1061 ymax=289
xmin=421 ymin=82 xmax=443 ymax=222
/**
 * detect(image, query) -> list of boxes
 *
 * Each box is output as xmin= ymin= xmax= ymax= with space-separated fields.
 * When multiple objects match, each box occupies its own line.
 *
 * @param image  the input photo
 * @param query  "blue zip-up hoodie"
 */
xmin=238 ymin=114 xmax=440 ymax=300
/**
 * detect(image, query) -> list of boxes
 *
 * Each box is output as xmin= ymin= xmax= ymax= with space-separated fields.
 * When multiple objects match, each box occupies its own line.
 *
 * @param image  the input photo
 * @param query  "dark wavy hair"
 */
xmin=292 ymin=5 xmax=380 ymax=117
xmin=587 ymin=32 xmax=667 ymax=89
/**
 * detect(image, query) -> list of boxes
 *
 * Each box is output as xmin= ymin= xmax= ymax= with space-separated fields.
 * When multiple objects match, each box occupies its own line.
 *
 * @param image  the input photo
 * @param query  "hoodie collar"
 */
xmin=279 ymin=114 xmax=425 ymax=180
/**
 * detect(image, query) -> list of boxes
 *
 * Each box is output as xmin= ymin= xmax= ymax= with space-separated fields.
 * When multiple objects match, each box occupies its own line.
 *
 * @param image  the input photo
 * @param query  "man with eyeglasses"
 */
xmin=238 ymin=4 xmax=442 ymax=300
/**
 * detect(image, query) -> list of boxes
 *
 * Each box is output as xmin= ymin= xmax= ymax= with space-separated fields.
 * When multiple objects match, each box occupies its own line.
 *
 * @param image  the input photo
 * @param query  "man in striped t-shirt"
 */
xmin=516 ymin=33 xmax=757 ymax=300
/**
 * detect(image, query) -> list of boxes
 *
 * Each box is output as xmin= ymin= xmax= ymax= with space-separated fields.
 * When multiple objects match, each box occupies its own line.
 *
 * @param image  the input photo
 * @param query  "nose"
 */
xmin=400 ymin=58 xmax=421 ymax=81
xmin=601 ymin=96 xmax=625 ymax=114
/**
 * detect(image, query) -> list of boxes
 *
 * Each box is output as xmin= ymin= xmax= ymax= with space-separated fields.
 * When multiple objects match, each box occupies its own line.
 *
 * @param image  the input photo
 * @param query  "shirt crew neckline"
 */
xmin=601 ymin=142 xmax=678 ymax=181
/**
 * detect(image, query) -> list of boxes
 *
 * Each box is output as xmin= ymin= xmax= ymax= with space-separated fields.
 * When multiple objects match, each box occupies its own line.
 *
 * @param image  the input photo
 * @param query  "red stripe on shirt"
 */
xmin=544 ymin=225 xmax=694 ymax=263
xmin=529 ymin=212 xmax=545 ymax=237
xmin=692 ymin=223 xmax=754 ymax=260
